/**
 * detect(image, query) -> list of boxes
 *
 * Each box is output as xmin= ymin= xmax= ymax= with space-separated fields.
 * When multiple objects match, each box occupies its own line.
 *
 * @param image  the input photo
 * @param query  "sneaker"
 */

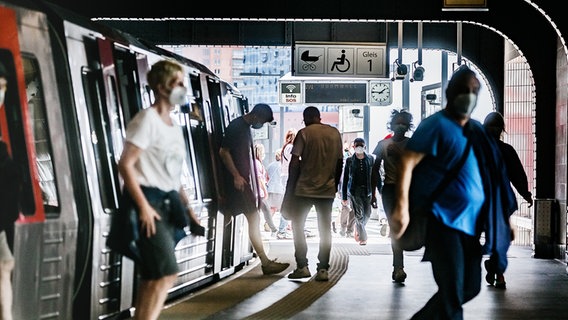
xmin=264 ymin=222 xmax=271 ymax=232
xmin=315 ymin=269 xmax=329 ymax=281
xmin=288 ymin=266 xmax=311 ymax=279
xmin=359 ymin=240 xmax=367 ymax=246
xmin=276 ymin=232 xmax=291 ymax=239
xmin=392 ymin=267 xmax=407 ymax=283
xmin=484 ymin=260 xmax=495 ymax=286
xmin=380 ymin=224 xmax=388 ymax=237
xmin=495 ymin=274 xmax=506 ymax=289
xmin=339 ymin=230 xmax=346 ymax=237
xmin=345 ymin=232 xmax=353 ymax=238
xmin=262 ymin=259 xmax=290 ymax=275
xmin=270 ymin=231 xmax=277 ymax=238
xmin=304 ymin=229 xmax=316 ymax=238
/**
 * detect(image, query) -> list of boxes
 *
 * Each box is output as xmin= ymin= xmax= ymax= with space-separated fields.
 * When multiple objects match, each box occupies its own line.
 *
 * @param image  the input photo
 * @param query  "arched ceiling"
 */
xmin=36 ymin=0 xmax=564 ymax=197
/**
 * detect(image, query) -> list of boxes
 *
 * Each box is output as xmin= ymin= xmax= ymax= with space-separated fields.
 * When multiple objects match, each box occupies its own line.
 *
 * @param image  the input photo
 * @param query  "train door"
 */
xmin=161 ymin=68 xmax=219 ymax=300
xmin=209 ymin=78 xmax=256 ymax=268
xmin=1 ymin=3 xmax=80 ymax=319
xmin=56 ymin=20 xmax=137 ymax=318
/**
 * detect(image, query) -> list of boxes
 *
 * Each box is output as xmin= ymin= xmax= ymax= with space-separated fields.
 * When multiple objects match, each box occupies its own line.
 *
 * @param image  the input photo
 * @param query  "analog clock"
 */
xmin=370 ymin=81 xmax=392 ymax=105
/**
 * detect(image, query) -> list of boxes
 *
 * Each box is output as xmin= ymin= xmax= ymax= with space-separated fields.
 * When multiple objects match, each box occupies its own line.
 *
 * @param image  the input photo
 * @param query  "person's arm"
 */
xmin=178 ymin=187 xmax=201 ymax=226
xmin=370 ymin=153 xmax=382 ymax=208
xmin=287 ymin=154 xmax=301 ymax=193
xmin=256 ymin=162 xmax=269 ymax=198
xmin=391 ymin=149 xmax=425 ymax=239
xmin=219 ymin=147 xmax=247 ymax=191
xmin=118 ymin=141 xmax=161 ymax=238
xmin=341 ymin=158 xmax=350 ymax=202
xmin=504 ymin=144 xmax=533 ymax=207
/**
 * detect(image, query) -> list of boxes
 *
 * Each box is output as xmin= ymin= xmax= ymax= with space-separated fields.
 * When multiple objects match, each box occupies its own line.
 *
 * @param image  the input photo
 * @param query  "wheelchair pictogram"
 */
xmin=300 ymin=50 xmax=321 ymax=71
xmin=331 ymin=49 xmax=350 ymax=72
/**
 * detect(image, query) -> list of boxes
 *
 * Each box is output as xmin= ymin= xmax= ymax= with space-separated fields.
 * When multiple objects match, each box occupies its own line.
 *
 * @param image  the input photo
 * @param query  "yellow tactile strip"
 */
xmin=242 ymin=243 xmax=370 ymax=320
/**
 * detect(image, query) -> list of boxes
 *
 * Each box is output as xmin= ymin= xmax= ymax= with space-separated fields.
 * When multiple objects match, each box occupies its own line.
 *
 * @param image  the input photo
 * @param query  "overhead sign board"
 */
xmin=278 ymin=73 xmax=392 ymax=106
xmin=294 ymin=41 xmax=387 ymax=78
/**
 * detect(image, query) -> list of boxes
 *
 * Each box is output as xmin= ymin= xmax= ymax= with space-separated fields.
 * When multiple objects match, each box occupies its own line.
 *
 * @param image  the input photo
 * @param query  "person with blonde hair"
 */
xmin=254 ymin=143 xmax=278 ymax=236
xmin=276 ymin=128 xmax=297 ymax=239
xmin=266 ymin=149 xmax=285 ymax=226
xmin=118 ymin=59 xmax=201 ymax=319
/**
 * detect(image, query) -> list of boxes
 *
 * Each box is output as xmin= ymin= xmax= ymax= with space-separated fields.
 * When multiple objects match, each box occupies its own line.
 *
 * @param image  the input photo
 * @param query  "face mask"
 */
xmin=251 ymin=122 xmax=264 ymax=129
xmin=169 ymin=86 xmax=187 ymax=106
xmin=355 ymin=146 xmax=365 ymax=154
xmin=393 ymin=124 xmax=408 ymax=135
xmin=452 ymin=93 xmax=477 ymax=116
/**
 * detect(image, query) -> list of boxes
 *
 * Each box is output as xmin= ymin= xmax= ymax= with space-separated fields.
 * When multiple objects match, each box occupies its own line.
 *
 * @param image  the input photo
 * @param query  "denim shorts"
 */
xmin=136 ymin=203 xmax=178 ymax=280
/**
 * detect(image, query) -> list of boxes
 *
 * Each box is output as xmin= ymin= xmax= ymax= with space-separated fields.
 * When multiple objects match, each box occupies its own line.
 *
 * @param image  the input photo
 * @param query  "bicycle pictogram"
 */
xmin=331 ymin=49 xmax=350 ymax=72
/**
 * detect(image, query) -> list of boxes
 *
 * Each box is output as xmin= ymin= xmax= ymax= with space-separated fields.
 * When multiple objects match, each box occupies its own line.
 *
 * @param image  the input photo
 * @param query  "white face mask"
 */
xmin=0 ymin=89 xmax=5 ymax=107
xmin=169 ymin=86 xmax=187 ymax=106
xmin=453 ymin=93 xmax=477 ymax=116
xmin=355 ymin=146 xmax=365 ymax=154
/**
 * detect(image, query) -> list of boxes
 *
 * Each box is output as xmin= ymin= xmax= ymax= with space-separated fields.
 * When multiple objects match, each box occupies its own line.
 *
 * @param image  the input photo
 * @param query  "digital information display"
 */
xmin=304 ymin=82 xmax=367 ymax=104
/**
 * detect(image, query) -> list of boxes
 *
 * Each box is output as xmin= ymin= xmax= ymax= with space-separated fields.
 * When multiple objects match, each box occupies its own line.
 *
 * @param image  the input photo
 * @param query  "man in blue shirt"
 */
xmin=391 ymin=66 xmax=517 ymax=319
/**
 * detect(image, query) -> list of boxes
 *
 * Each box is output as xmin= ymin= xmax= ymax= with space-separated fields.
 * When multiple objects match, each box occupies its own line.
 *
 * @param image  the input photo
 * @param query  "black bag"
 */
xmin=280 ymin=187 xmax=296 ymax=220
xmin=106 ymin=189 xmax=142 ymax=263
xmin=397 ymin=137 xmax=472 ymax=251
xmin=397 ymin=205 xmax=430 ymax=251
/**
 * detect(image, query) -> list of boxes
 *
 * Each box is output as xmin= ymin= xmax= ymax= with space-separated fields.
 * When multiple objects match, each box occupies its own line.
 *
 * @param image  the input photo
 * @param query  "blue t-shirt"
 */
xmin=406 ymin=111 xmax=484 ymax=236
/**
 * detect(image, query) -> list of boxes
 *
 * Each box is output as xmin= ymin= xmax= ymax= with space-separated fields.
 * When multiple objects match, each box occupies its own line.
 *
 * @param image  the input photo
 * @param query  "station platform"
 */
xmin=159 ymin=214 xmax=568 ymax=320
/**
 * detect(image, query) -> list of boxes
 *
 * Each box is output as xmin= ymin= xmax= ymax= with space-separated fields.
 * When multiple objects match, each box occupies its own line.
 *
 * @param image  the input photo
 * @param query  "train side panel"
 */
xmin=0 ymin=3 xmax=80 ymax=319
xmin=1 ymin=1 xmax=256 ymax=319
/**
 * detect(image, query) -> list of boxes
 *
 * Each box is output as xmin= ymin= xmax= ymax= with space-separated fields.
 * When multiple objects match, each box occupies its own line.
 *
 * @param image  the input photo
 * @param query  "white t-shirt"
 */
xmin=125 ymin=107 xmax=186 ymax=192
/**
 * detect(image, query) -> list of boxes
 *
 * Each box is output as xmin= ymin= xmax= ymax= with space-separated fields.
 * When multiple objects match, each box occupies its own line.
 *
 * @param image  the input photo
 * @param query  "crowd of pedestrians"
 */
xmin=103 ymin=60 xmax=528 ymax=318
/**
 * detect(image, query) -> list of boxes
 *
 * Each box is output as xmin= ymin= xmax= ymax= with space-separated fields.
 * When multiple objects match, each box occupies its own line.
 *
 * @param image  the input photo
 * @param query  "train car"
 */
xmin=0 ymin=1 xmax=255 ymax=319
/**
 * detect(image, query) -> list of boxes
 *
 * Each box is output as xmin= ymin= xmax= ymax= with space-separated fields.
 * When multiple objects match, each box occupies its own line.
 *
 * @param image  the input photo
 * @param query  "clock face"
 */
xmin=370 ymin=81 xmax=391 ymax=105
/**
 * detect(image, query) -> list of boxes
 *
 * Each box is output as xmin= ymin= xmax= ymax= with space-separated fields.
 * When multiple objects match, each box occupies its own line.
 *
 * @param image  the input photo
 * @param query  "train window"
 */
xmin=106 ymin=75 xmax=125 ymax=162
xmin=173 ymin=110 xmax=198 ymax=202
xmin=22 ymin=55 xmax=60 ymax=213
xmin=81 ymin=66 xmax=121 ymax=211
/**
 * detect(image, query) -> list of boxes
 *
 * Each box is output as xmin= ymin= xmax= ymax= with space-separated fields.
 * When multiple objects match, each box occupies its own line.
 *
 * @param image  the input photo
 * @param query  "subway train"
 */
xmin=0 ymin=1 xmax=259 ymax=319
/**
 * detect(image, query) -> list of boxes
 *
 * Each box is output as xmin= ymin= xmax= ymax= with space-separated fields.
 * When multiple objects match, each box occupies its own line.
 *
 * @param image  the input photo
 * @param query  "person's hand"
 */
xmin=139 ymin=203 xmax=161 ymax=238
xmin=233 ymin=175 xmax=247 ymax=191
xmin=526 ymin=197 xmax=534 ymax=208
xmin=390 ymin=206 xmax=410 ymax=240
xmin=371 ymin=195 xmax=378 ymax=209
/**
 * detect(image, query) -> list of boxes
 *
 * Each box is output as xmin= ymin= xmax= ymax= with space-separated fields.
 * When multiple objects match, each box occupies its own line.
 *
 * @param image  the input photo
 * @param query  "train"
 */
xmin=0 ymin=0 xmax=259 ymax=319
